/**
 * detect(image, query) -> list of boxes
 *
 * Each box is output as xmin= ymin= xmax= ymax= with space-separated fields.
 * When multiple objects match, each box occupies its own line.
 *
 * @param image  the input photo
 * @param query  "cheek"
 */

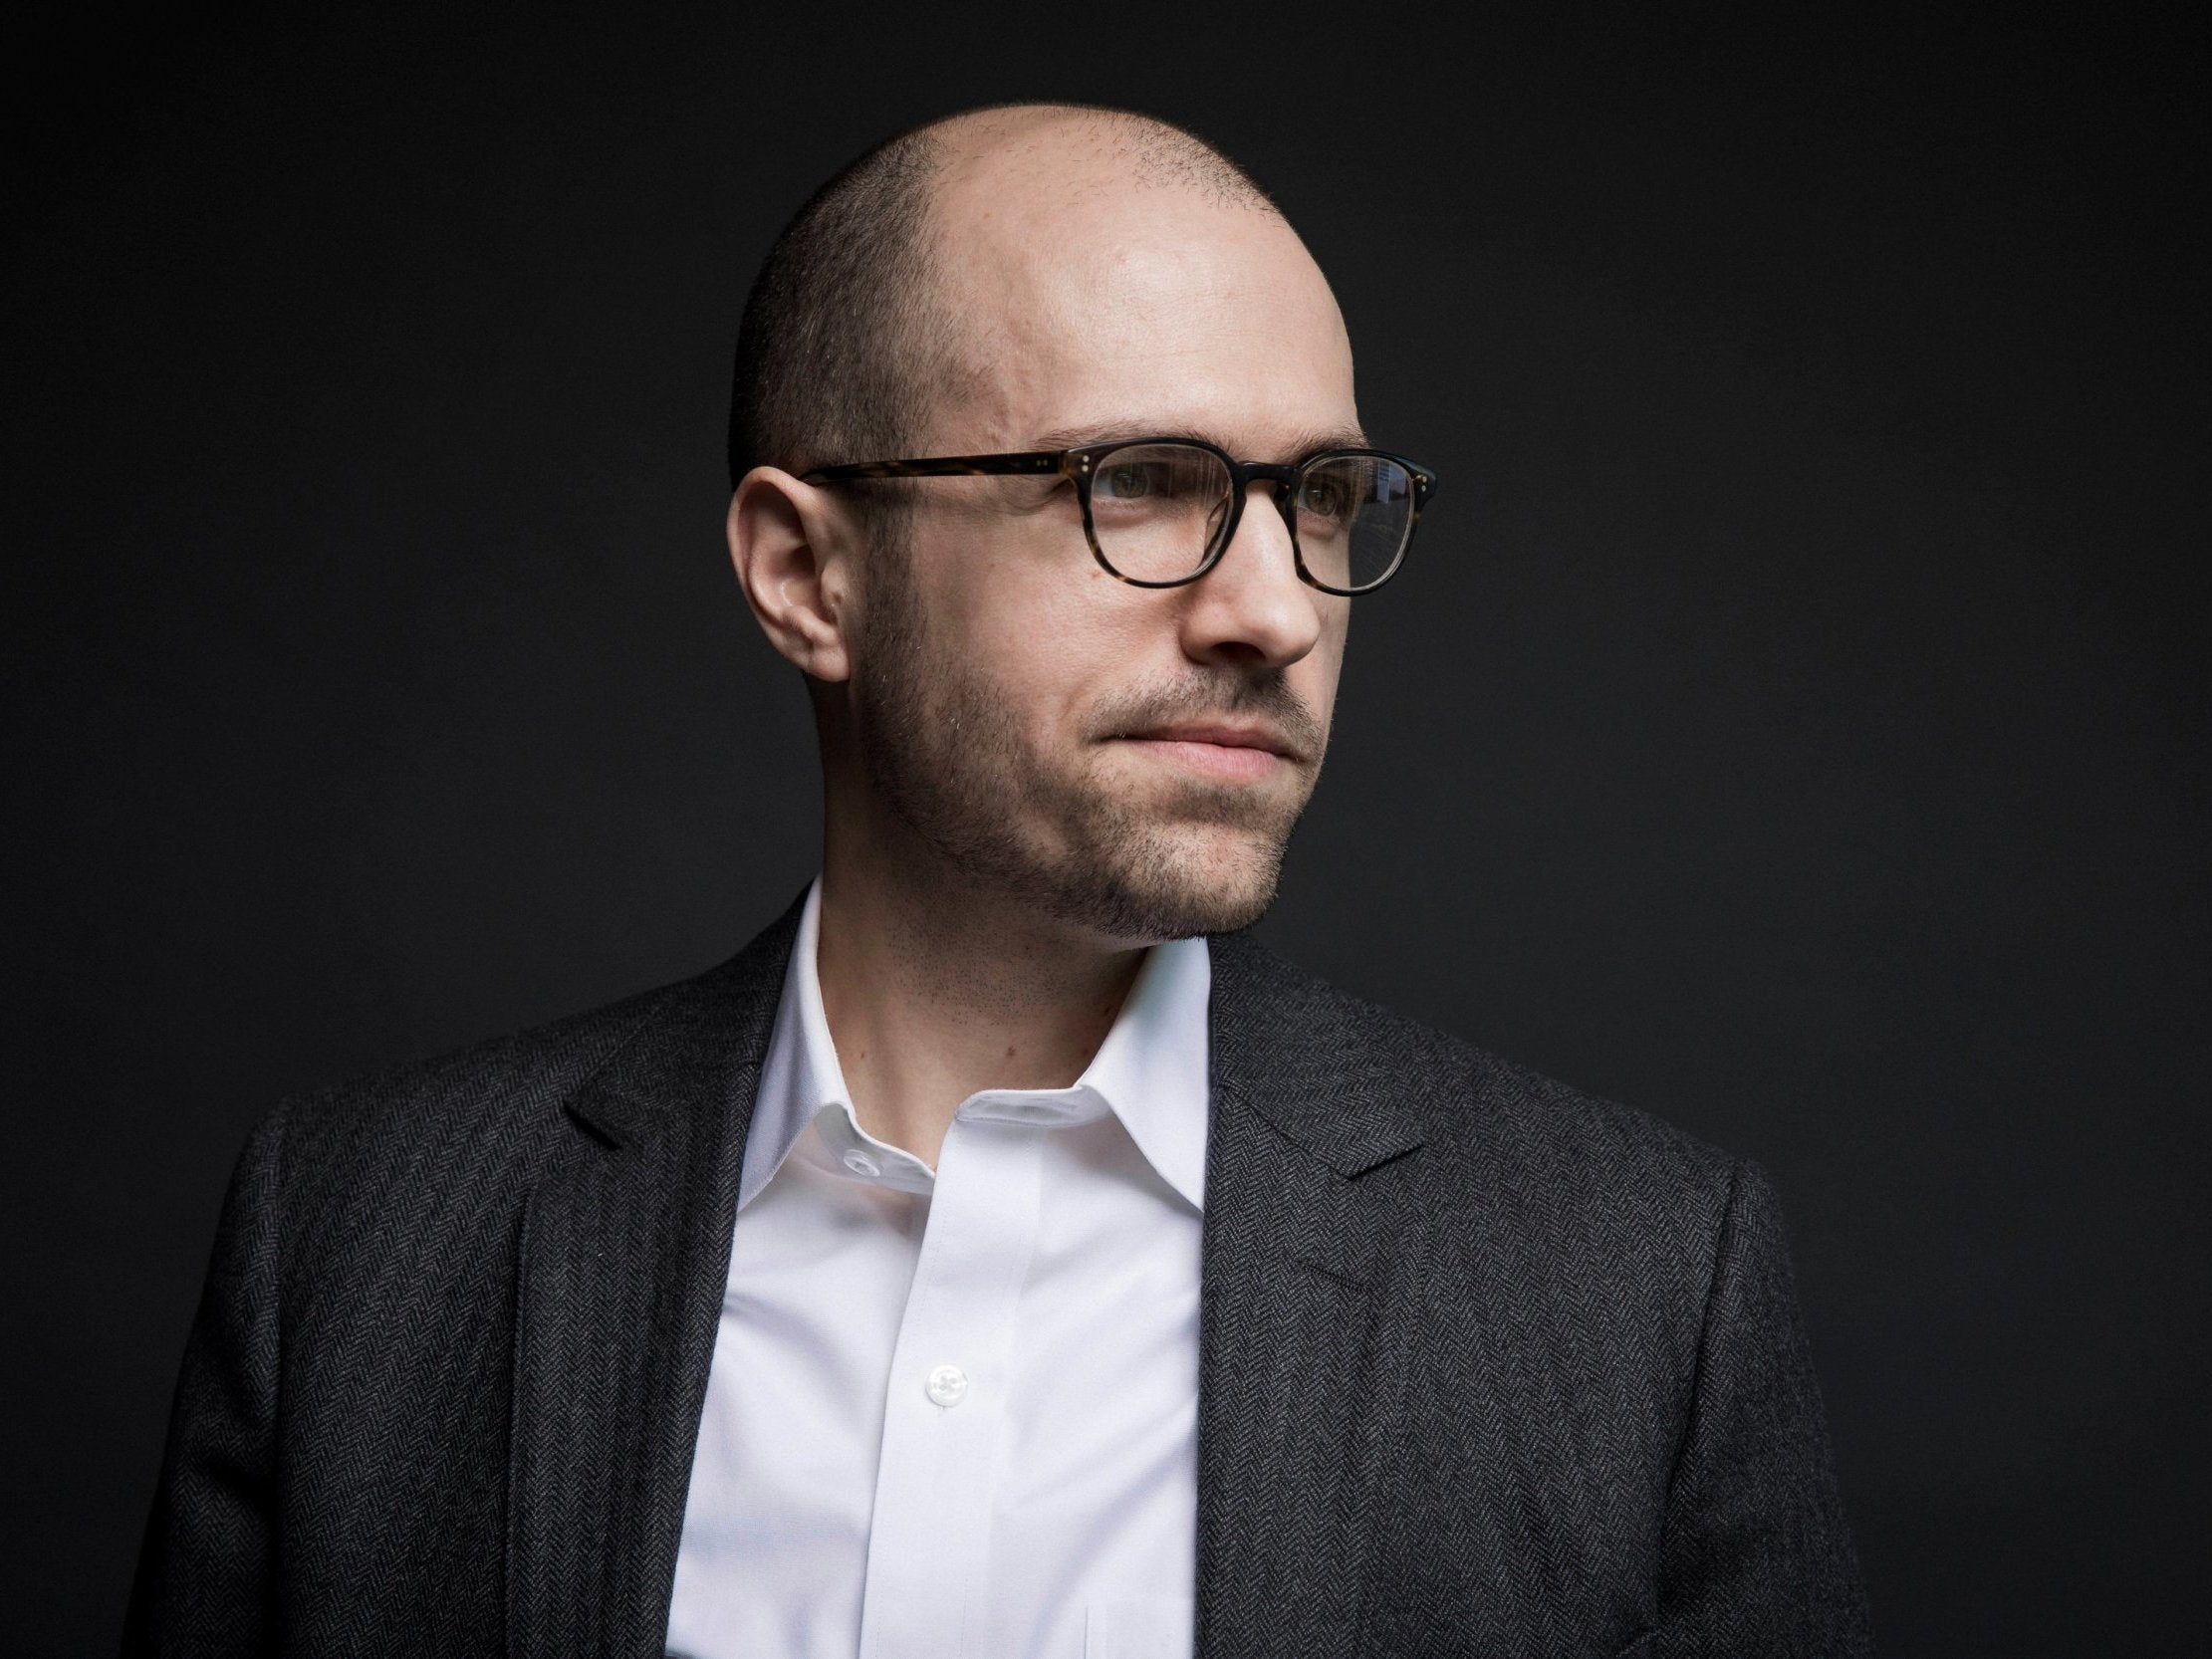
xmin=910 ymin=521 xmax=1115 ymax=730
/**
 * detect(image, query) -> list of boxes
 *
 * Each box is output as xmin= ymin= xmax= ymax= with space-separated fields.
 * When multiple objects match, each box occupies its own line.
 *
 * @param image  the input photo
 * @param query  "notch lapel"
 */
xmin=1196 ymin=934 xmax=1430 ymax=1659
xmin=505 ymin=900 xmax=801 ymax=1659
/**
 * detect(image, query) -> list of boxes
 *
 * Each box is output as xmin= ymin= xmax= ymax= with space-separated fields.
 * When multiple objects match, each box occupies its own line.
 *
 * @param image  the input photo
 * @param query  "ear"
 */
xmin=727 ymin=466 xmax=855 ymax=683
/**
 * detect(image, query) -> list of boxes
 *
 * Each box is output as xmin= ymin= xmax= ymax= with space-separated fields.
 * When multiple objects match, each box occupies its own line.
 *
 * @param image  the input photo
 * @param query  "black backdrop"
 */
xmin=9 ymin=6 xmax=2204 ymax=1652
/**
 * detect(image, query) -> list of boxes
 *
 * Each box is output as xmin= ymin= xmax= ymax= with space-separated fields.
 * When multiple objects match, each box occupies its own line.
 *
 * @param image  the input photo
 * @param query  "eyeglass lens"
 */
xmin=1086 ymin=443 xmax=1414 ymax=592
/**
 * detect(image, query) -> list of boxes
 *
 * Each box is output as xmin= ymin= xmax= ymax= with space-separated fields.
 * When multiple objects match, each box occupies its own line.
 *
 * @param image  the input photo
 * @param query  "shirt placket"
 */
xmin=857 ymin=1107 xmax=1045 ymax=1659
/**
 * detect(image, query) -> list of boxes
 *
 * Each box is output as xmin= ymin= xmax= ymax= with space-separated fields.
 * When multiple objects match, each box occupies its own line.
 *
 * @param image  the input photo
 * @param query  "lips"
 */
xmin=1114 ymin=723 xmax=1299 ymax=783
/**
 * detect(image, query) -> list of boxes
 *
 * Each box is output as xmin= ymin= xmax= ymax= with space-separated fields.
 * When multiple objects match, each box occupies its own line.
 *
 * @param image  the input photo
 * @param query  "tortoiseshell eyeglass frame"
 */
xmin=799 ymin=436 xmax=1438 ymax=595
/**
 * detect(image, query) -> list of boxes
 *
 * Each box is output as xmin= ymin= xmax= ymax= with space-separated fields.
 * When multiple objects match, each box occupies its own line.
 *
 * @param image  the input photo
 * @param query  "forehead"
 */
xmin=921 ymin=142 xmax=1357 ymax=455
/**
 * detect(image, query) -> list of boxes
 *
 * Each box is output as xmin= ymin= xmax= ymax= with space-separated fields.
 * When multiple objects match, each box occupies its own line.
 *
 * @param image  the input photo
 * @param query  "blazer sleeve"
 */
xmin=1651 ymin=1158 xmax=1874 ymax=1657
xmin=122 ymin=1107 xmax=286 ymax=1656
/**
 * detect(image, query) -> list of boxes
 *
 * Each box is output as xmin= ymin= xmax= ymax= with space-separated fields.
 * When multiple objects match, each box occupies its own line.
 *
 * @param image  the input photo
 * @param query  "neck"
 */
xmin=814 ymin=797 xmax=1145 ymax=1170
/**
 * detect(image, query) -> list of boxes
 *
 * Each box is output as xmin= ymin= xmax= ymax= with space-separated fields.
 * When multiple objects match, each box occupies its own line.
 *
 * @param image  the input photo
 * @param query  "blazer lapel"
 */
xmin=1196 ymin=934 xmax=1430 ymax=1659
xmin=505 ymin=899 xmax=802 ymax=1659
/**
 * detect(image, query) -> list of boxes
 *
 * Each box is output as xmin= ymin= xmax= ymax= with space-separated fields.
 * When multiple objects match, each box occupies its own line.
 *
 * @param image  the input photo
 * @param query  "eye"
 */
xmin=1300 ymin=474 xmax=1350 ymax=518
xmin=1100 ymin=462 xmax=1156 ymax=501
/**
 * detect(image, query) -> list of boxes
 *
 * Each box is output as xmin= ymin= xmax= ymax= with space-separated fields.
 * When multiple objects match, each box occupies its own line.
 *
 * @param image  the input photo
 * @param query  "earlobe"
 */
xmin=727 ymin=468 xmax=854 ymax=683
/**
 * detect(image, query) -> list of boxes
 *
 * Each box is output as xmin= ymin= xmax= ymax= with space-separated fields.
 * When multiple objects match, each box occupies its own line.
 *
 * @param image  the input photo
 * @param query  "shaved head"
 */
xmin=726 ymin=105 xmax=1279 ymax=490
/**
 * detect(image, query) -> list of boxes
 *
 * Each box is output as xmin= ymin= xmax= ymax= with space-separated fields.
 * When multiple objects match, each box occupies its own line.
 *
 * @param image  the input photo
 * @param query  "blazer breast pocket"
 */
xmin=1084 ymin=1598 xmax=1195 ymax=1658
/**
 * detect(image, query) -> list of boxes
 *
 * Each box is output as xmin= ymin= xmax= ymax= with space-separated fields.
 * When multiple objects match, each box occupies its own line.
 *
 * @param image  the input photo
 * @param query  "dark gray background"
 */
xmin=9 ymin=5 xmax=2204 ymax=1652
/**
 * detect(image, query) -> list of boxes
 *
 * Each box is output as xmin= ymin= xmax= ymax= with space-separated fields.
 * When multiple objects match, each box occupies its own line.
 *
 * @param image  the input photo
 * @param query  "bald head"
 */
xmin=924 ymin=104 xmax=1276 ymax=214
xmin=726 ymin=105 xmax=1287 ymax=489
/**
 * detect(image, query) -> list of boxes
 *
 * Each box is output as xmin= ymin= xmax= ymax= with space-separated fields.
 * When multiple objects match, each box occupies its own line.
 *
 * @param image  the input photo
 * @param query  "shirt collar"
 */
xmin=738 ymin=878 xmax=1211 ymax=1213
xmin=1074 ymin=918 xmax=1210 ymax=1210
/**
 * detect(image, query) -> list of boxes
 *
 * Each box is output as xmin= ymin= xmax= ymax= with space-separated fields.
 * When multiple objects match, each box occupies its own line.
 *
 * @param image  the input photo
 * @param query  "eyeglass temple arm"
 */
xmin=800 ymin=453 xmax=1065 ymax=482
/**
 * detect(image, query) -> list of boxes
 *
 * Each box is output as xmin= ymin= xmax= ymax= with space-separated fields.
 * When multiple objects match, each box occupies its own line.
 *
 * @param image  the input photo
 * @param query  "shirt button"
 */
xmin=925 ymin=1364 xmax=969 ymax=1407
xmin=841 ymin=1149 xmax=881 ymax=1178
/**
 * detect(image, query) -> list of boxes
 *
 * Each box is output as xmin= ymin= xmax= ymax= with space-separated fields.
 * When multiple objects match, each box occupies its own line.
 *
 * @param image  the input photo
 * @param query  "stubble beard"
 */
xmin=849 ymin=558 xmax=1324 ymax=943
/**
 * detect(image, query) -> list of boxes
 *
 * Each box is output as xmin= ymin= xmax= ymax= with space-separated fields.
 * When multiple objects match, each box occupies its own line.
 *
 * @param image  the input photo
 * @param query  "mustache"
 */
xmin=1088 ymin=673 xmax=1328 ymax=765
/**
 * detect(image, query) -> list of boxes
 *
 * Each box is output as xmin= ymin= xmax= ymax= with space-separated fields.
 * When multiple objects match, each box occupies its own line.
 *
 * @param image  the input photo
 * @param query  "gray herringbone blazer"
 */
xmin=125 ymin=898 xmax=1871 ymax=1656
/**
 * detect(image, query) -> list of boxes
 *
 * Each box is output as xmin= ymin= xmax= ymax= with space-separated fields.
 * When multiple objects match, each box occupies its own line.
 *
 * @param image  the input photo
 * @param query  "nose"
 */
xmin=1174 ymin=480 xmax=1327 ymax=669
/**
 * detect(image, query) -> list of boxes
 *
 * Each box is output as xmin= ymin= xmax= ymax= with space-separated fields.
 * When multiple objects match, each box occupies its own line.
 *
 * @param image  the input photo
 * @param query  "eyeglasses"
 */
xmin=800 ymin=437 xmax=1437 ymax=595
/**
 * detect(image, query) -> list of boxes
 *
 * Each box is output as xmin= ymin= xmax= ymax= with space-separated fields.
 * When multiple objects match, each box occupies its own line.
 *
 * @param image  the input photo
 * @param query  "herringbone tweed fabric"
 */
xmin=124 ymin=896 xmax=1871 ymax=1656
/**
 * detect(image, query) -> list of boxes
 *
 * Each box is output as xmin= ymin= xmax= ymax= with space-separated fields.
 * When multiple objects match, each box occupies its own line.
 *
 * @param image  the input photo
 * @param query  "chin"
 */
xmin=1060 ymin=822 xmax=1289 ymax=942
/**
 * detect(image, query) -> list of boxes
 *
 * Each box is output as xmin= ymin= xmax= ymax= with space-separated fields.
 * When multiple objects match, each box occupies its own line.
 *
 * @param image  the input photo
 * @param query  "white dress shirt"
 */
xmin=665 ymin=880 xmax=1211 ymax=1659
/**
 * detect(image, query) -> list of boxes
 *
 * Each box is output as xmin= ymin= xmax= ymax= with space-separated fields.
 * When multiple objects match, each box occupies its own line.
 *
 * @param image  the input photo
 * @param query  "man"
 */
xmin=126 ymin=105 xmax=1870 ymax=1657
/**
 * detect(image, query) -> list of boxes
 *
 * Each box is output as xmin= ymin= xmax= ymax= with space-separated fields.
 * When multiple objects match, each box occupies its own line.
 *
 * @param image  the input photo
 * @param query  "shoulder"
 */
xmin=272 ymin=979 xmax=671 ymax=1160
xmin=233 ymin=977 xmax=688 ymax=1257
xmin=257 ymin=895 xmax=805 ymax=1202
xmin=1208 ymin=931 xmax=1744 ymax=1258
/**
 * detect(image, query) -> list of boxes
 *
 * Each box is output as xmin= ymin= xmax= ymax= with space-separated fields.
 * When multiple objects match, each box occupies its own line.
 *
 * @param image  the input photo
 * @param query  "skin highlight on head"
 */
xmin=728 ymin=106 xmax=1360 ymax=1164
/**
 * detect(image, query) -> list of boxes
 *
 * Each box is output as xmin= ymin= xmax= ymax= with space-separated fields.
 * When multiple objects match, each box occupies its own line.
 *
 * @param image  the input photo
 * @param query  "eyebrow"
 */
xmin=1027 ymin=418 xmax=1372 ymax=456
